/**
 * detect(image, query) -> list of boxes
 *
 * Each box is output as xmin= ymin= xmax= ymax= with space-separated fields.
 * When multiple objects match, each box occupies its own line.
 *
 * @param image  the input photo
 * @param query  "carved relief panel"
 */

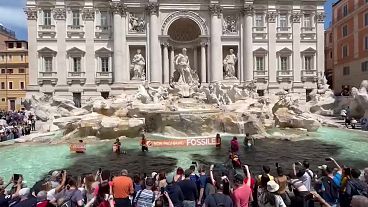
xmin=222 ymin=14 xmax=239 ymax=35
xmin=128 ymin=13 xmax=146 ymax=33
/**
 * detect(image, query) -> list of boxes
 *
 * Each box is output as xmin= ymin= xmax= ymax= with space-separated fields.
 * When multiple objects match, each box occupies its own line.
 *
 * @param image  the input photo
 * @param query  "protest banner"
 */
xmin=70 ymin=144 xmax=86 ymax=153
xmin=146 ymin=137 xmax=218 ymax=148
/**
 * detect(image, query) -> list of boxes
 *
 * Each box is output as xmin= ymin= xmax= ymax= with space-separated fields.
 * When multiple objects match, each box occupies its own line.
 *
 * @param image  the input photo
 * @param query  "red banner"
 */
xmin=70 ymin=144 xmax=86 ymax=152
xmin=146 ymin=137 xmax=218 ymax=148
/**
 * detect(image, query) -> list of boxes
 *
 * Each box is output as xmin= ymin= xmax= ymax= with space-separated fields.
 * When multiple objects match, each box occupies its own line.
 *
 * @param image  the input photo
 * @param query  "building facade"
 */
xmin=324 ymin=27 xmax=334 ymax=89
xmin=329 ymin=0 xmax=368 ymax=94
xmin=26 ymin=0 xmax=325 ymax=105
xmin=0 ymin=40 xmax=29 ymax=111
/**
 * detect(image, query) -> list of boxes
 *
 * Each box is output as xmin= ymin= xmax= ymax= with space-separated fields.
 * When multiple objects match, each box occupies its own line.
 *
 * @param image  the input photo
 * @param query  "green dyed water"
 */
xmin=0 ymin=127 xmax=367 ymax=187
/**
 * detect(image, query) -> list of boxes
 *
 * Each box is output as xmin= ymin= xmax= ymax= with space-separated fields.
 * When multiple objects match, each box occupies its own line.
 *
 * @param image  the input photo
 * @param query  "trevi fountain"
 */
xmin=2 ymin=56 xmax=368 ymax=187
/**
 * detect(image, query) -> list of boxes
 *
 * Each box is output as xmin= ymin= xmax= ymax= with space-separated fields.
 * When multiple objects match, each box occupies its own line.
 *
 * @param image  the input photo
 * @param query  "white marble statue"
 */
xmin=128 ymin=14 xmax=145 ymax=33
xmin=173 ymin=48 xmax=197 ymax=85
xmin=223 ymin=49 xmax=237 ymax=79
xmin=130 ymin=49 xmax=146 ymax=80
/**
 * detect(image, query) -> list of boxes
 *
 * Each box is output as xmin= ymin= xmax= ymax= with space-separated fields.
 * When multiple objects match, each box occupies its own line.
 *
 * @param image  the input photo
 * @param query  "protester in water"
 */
xmin=113 ymin=138 xmax=121 ymax=154
xmin=141 ymin=134 xmax=148 ymax=152
xmin=230 ymin=136 xmax=239 ymax=154
xmin=244 ymin=133 xmax=255 ymax=150
xmin=215 ymin=134 xmax=221 ymax=148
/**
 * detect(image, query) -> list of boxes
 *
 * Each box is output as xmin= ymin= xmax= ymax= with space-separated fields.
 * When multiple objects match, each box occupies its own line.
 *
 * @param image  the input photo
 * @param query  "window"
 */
xmin=1 ymin=98 xmax=4 ymax=102
xmin=330 ymin=51 xmax=333 ymax=59
xmin=365 ymin=36 xmax=368 ymax=50
xmin=279 ymin=14 xmax=288 ymax=31
xmin=255 ymin=57 xmax=264 ymax=71
xmin=1 ymin=55 xmax=4 ymax=61
xmin=20 ymin=82 xmax=25 ymax=89
xmin=255 ymin=14 xmax=264 ymax=28
xmin=100 ymin=11 xmax=108 ymax=29
xmin=8 ymin=42 xmax=13 ymax=48
xmin=303 ymin=14 xmax=312 ymax=28
xmin=72 ymin=10 xmax=80 ymax=26
xmin=280 ymin=56 xmax=288 ymax=70
xmin=343 ymin=5 xmax=348 ymax=17
xmin=43 ymin=10 xmax=51 ymax=26
xmin=362 ymin=61 xmax=368 ymax=72
xmin=304 ymin=56 xmax=313 ymax=70
xmin=16 ymin=42 xmax=21 ymax=48
xmin=20 ymin=55 xmax=23 ymax=61
xmin=19 ymin=68 xmax=25 ymax=73
xmin=342 ymin=45 xmax=348 ymax=57
xmin=1 ymin=82 xmax=4 ymax=89
xmin=101 ymin=57 xmax=109 ymax=72
xmin=329 ymin=33 xmax=332 ymax=43
xmin=1 ymin=69 xmax=5 ymax=73
xmin=342 ymin=25 xmax=348 ymax=37
xmin=8 ymin=82 xmax=13 ymax=90
xmin=7 ymin=69 xmax=13 ymax=74
xmin=8 ymin=55 xmax=12 ymax=60
xmin=44 ymin=57 xmax=53 ymax=72
xmin=343 ymin=66 xmax=350 ymax=75
xmin=366 ymin=13 xmax=368 ymax=26
xmin=73 ymin=57 xmax=81 ymax=72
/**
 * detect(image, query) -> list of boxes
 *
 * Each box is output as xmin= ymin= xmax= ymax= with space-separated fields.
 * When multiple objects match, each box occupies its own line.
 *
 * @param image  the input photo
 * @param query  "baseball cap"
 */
xmin=121 ymin=169 xmax=128 ymax=176
xmin=51 ymin=171 xmax=60 ymax=177
xmin=318 ymin=165 xmax=328 ymax=170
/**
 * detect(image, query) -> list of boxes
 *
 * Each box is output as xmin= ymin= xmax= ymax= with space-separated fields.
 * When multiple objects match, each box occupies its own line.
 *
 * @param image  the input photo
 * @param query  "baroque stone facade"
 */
xmin=26 ymin=0 xmax=325 ymax=105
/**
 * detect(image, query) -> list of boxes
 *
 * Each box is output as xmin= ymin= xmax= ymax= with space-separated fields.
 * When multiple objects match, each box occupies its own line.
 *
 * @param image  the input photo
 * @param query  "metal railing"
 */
xmin=96 ymin=71 xmax=112 ymax=77
xmin=277 ymin=70 xmax=293 ymax=76
xmin=39 ymin=25 xmax=55 ymax=30
xmin=39 ymin=71 xmax=57 ymax=77
xmin=67 ymin=25 xmax=84 ymax=30
xmin=68 ymin=71 xmax=85 ymax=77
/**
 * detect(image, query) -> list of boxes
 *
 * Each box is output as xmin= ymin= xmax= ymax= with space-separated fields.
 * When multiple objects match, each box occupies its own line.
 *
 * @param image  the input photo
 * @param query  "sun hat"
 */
xmin=51 ymin=171 xmax=60 ymax=177
xmin=151 ymin=172 xmax=158 ymax=178
xmin=267 ymin=180 xmax=280 ymax=193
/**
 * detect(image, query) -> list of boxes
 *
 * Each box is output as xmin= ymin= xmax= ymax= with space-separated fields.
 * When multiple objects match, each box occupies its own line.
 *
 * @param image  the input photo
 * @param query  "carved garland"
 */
xmin=53 ymin=8 xmax=66 ymax=20
xmin=146 ymin=2 xmax=159 ymax=15
xmin=316 ymin=12 xmax=325 ymax=23
xmin=267 ymin=12 xmax=277 ymax=23
xmin=291 ymin=12 xmax=301 ymax=23
xmin=82 ymin=8 xmax=95 ymax=21
xmin=24 ymin=7 xmax=37 ymax=20
xmin=209 ymin=4 xmax=223 ymax=17
xmin=161 ymin=11 xmax=208 ymax=35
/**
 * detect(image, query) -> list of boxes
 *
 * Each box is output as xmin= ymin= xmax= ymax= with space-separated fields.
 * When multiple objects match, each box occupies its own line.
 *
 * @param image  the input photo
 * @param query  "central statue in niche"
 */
xmin=173 ymin=48 xmax=198 ymax=85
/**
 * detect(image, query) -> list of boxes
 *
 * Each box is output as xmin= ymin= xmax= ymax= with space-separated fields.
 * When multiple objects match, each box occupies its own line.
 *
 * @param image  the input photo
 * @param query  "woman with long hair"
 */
xmin=258 ymin=180 xmax=286 ymax=207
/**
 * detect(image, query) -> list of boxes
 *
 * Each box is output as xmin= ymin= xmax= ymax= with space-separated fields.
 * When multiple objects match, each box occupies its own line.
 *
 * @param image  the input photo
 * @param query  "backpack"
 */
xmin=60 ymin=190 xmax=78 ymax=207
xmin=321 ymin=176 xmax=340 ymax=203
xmin=211 ymin=193 xmax=226 ymax=207
xmin=133 ymin=190 xmax=156 ymax=207
xmin=348 ymin=180 xmax=368 ymax=197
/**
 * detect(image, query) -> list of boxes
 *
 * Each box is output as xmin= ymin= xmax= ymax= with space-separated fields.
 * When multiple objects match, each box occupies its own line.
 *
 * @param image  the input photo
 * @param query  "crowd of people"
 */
xmin=0 ymin=110 xmax=36 ymax=142
xmin=1 ymin=134 xmax=368 ymax=207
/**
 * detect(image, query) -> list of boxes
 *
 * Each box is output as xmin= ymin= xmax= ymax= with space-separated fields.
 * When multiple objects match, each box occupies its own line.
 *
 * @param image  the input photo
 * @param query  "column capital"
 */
xmin=209 ymin=4 xmax=222 ymax=17
xmin=161 ymin=41 xmax=170 ymax=47
xmin=316 ymin=12 xmax=325 ymax=23
xmin=291 ymin=12 xmax=301 ymax=23
xmin=242 ymin=4 xmax=254 ymax=16
xmin=267 ymin=11 xmax=277 ymax=23
xmin=52 ymin=8 xmax=66 ymax=20
xmin=24 ymin=7 xmax=37 ymax=20
xmin=146 ymin=2 xmax=159 ymax=15
xmin=82 ymin=8 xmax=95 ymax=21
xmin=200 ymin=41 xmax=208 ymax=47
xmin=110 ymin=2 xmax=127 ymax=16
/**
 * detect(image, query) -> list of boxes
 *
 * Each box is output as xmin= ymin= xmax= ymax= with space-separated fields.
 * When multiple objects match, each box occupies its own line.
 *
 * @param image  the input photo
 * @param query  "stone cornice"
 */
xmin=82 ymin=8 xmax=95 ymax=21
xmin=209 ymin=4 xmax=222 ymax=17
xmin=146 ymin=2 xmax=159 ymax=15
xmin=24 ymin=7 xmax=37 ymax=20
xmin=53 ymin=8 xmax=66 ymax=20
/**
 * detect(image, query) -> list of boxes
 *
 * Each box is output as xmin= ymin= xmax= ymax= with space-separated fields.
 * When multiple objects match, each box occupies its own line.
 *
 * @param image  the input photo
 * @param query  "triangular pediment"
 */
xmin=95 ymin=47 xmax=112 ymax=55
xmin=67 ymin=47 xmax=85 ymax=55
xmin=301 ymin=47 xmax=317 ymax=53
xmin=37 ymin=47 xmax=57 ymax=55
xmin=253 ymin=47 xmax=268 ymax=54
xmin=277 ymin=47 xmax=293 ymax=54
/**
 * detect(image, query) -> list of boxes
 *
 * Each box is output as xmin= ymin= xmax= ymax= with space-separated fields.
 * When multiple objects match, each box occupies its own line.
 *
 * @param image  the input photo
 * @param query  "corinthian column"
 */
xmin=243 ymin=4 xmax=254 ymax=82
xmin=200 ymin=42 xmax=207 ymax=83
xmin=82 ymin=8 xmax=95 ymax=85
xmin=209 ymin=4 xmax=223 ymax=83
xmin=146 ymin=2 xmax=162 ymax=84
xmin=316 ymin=11 xmax=325 ymax=80
xmin=110 ymin=1 xmax=123 ymax=84
xmin=24 ymin=7 xmax=38 ymax=88
xmin=162 ymin=42 xmax=170 ymax=84
xmin=291 ymin=11 xmax=301 ymax=83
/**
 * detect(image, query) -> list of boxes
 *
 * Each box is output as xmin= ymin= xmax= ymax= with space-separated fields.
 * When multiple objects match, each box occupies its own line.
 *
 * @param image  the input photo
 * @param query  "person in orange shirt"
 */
xmin=110 ymin=169 xmax=134 ymax=207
